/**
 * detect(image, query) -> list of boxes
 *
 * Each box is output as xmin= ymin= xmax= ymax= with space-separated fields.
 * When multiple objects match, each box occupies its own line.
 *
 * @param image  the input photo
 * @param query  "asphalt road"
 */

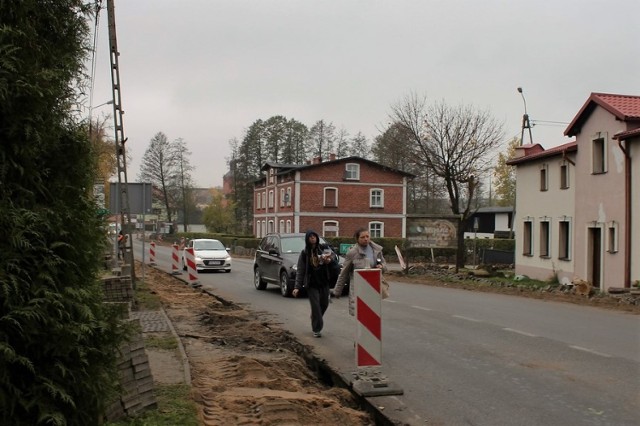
xmin=133 ymin=240 xmax=640 ymax=426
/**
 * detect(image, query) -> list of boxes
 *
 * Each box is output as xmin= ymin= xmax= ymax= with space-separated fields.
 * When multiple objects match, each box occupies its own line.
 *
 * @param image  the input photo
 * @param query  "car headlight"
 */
xmin=195 ymin=256 xmax=202 ymax=262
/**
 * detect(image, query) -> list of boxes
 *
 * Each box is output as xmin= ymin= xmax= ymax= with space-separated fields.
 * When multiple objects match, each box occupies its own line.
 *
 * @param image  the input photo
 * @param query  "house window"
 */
xmin=560 ymin=163 xmax=569 ymax=189
xmin=592 ymin=137 xmax=606 ymax=174
xmin=286 ymin=220 xmax=292 ymax=233
xmin=324 ymin=187 xmax=338 ymax=207
xmin=257 ymin=193 xmax=261 ymax=210
xmin=345 ymin=163 xmax=360 ymax=180
xmin=540 ymin=164 xmax=548 ymax=191
xmin=369 ymin=221 xmax=384 ymax=238
xmin=279 ymin=220 xmax=284 ymax=232
xmin=262 ymin=220 xmax=266 ymax=235
xmin=370 ymin=189 xmax=384 ymax=208
xmin=523 ymin=220 xmax=533 ymax=256
xmin=263 ymin=191 xmax=267 ymax=208
xmin=268 ymin=190 xmax=274 ymax=208
xmin=280 ymin=189 xmax=285 ymax=207
xmin=269 ymin=168 xmax=275 ymax=184
xmin=607 ymin=221 xmax=618 ymax=253
xmin=286 ymin=187 xmax=292 ymax=206
xmin=558 ymin=219 xmax=571 ymax=260
xmin=256 ymin=221 xmax=261 ymax=238
xmin=539 ymin=219 xmax=550 ymax=258
xmin=323 ymin=220 xmax=339 ymax=237
xmin=268 ymin=220 xmax=274 ymax=234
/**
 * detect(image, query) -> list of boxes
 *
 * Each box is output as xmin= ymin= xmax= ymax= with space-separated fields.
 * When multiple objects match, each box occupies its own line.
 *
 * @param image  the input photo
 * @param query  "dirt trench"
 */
xmin=136 ymin=265 xmax=375 ymax=426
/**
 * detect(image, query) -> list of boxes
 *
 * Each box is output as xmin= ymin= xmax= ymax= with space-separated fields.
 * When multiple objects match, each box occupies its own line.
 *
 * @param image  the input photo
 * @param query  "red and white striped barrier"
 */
xmin=184 ymin=247 xmax=199 ymax=286
xmin=354 ymin=268 xmax=382 ymax=367
xmin=149 ymin=241 xmax=156 ymax=266
xmin=171 ymin=243 xmax=181 ymax=275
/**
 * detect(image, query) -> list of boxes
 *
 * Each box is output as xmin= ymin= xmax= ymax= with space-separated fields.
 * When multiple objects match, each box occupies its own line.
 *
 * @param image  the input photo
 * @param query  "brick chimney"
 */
xmin=329 ymin=153 xmax=336 ymax=161
xmin=312 ymin=156 xmax=322 ymax=164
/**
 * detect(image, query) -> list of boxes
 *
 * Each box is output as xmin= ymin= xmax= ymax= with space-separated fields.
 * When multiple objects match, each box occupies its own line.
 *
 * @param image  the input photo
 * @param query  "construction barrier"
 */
xmin=148 ymin=241 xmax=156 ymax=266
xmin=184 ymin=247 xmax=199 ymax=287
xmin=354 ymin=268 xmax=382 ymax=367
xmin=171 ymin=244 xmax=181 ymax=275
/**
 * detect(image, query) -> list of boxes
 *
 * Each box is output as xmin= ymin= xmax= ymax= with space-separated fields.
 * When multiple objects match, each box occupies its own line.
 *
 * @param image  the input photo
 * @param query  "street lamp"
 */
xmin=91 ymin=99 xmax=114 ymax=110
xmin=517 ymin=87 xmax=533 ymax=145
xmin=88 ymin=99 xmax=114 ymax=136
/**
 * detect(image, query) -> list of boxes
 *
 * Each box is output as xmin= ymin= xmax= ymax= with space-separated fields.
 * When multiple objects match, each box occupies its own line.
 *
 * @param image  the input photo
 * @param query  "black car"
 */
xmin=253 ymin=233 xmax=347 ymax=297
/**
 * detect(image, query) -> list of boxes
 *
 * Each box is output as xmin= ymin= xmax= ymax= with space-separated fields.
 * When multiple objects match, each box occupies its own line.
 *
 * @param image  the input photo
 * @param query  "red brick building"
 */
xmin=253 ymin=155 xmax=414 ymax=238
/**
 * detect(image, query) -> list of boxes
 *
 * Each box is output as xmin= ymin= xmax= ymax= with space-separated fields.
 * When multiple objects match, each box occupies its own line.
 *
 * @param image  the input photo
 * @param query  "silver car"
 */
xmin=182 ymin=238 xmax=231 ymax=273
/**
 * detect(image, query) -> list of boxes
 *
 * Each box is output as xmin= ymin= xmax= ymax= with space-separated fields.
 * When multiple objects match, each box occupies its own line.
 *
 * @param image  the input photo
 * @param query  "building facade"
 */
xmin=508 ymin=93 xmax=640 ymax=291
xmin=253 ymin=156 xmax=414 ymax=238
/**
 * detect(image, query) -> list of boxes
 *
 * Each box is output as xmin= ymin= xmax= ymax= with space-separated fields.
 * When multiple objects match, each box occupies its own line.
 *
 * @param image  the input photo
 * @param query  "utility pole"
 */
xmin=517 ymin=87 xmax=534 ymax=145
xmin=106 ymin=0 xmax=135 ymax=281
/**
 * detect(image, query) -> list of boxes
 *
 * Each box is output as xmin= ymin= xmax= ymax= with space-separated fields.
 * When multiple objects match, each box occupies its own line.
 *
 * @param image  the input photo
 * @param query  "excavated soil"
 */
xmin=135 ymin=265 xmax=374 ymax=426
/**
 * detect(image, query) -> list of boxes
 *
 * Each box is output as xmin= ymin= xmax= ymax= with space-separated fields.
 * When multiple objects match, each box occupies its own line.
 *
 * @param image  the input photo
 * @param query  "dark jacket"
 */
xmin=294 ymin=230 xmax=335 ymax=290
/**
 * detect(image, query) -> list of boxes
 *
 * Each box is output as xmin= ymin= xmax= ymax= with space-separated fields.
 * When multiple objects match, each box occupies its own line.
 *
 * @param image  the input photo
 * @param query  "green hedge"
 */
xmin=173 ymin=232 xmax=515 ymax=262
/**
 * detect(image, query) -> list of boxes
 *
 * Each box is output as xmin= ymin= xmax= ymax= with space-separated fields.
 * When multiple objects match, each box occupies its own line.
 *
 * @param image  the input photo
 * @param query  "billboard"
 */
xmin=406 ymin=215 xmax=460 ymax=249
xmin=109 ymin=182 xmax=153 ymax=215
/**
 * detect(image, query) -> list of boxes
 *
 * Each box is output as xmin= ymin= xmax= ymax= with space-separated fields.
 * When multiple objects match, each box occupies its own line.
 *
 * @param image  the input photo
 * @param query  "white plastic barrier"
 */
xmin=171 ymin=243 xmax=181 ymax=275
xmin=184 ymin=247 xmax=199 ymax=287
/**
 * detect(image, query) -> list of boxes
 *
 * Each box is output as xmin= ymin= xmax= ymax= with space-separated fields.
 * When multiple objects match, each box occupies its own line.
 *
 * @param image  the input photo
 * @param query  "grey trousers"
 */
xmin=307 ymin=285 xmax=330 ymax=333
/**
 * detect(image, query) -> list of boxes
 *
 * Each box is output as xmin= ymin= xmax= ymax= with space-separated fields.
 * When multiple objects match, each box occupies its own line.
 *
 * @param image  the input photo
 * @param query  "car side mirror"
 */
xmin=268 ymin=248 xmax=279 ymax=256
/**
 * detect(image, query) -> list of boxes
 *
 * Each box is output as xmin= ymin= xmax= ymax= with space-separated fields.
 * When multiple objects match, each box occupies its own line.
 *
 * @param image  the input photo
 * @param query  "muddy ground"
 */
xmin=134 ymin=259 xmax=637 ymax=425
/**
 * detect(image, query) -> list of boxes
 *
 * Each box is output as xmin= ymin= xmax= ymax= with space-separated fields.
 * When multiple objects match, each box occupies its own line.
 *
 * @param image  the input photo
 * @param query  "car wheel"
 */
xmin=254 ymin=268 xmax=267 ymax=290
xmin=225 ymin=269 xmax=231 ymax=273
xmin=279 ymin=271 xmax=292 ymax=297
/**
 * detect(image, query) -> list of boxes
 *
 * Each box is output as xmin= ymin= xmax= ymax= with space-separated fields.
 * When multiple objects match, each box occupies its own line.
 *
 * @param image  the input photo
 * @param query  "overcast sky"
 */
xmin=88 ymin=0 xmax=640 ymax=188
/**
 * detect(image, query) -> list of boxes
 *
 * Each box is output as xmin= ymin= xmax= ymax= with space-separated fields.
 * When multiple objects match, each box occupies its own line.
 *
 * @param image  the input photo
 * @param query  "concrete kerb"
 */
xmin=158 ymin=307 xmax=191 ymax=385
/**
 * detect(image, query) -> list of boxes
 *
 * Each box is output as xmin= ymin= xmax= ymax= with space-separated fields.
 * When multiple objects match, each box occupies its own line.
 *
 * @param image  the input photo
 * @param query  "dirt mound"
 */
xmin=138 ymin=266 xmax=374 ymax=425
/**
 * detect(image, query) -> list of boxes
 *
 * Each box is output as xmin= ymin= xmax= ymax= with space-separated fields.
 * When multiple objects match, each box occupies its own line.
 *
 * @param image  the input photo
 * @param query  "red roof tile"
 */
xmin=506 ymin=141 xmax=577 ymax=165
xmin=565 ymin=93 xmax=640 ymax=137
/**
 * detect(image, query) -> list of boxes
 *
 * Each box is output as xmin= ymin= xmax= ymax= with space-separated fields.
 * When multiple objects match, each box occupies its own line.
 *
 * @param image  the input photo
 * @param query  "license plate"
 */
xmin=205 ymin=260 xmax=222 ymax=266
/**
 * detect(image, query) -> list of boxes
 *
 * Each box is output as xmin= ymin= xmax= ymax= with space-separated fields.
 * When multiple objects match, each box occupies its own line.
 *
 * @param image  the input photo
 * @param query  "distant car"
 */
xmin=182 ymin=238 xmax=231 ymax=273
xmin=253 ymin=233 xmax=347 ymax=297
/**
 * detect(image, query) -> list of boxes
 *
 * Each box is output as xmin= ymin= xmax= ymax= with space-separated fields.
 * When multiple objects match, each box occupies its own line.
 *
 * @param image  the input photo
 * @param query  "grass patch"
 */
xmin=105 ymin=384 xmax=198 ymax=426
xmin=144 ymin=335 xmax=178 ymax=350
xmin=134 ymin=279 xmax=162 ymax=310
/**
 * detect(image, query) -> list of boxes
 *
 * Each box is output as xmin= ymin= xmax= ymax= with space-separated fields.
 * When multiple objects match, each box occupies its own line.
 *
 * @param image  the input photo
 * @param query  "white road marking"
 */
xmin=569 ymin=345 xmax=611 ymax=358
xmin=411 ymin=306 xmax=432 ymax=311
xmin=503 ymin=328 xmax=537 ymax=337
xmin=452 ymin=315 xmax=482 ymax=322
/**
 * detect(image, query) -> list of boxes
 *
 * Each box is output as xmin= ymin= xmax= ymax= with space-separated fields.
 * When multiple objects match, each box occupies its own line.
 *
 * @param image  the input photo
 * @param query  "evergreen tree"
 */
xmin=0 ymin=2 xmax=129 ymax=424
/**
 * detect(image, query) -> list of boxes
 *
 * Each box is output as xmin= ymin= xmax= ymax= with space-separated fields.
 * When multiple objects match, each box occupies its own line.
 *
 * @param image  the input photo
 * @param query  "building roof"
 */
xmin=613 ymin=126 xmax=640 ymax=141
xmin=565 ymin=92 xmax=640 ymax=137
xmin=258 ymin=156 xmax=416 ymax=182
xmin=506 ymin=141 xmax=577 ymax=165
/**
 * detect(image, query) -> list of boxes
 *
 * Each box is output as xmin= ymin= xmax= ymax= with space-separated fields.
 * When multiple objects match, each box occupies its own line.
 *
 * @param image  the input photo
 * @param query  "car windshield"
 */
xmin=194 ymin=240 xmax=225 ymax=250
xmin=280 ymin=236 xmax=328 ymax=253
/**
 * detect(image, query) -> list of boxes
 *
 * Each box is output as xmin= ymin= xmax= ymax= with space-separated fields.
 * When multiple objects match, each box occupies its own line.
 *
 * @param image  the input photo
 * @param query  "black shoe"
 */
xmin=313 ymin=332 xmax=322 ymax=338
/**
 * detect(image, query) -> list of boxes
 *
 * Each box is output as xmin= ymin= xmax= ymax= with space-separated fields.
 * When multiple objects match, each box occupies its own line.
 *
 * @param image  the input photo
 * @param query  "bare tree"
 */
xmin=390 ymin=92 xmax=505 ymax=267
xmin=139 ymin=132 xmax=192 ymax=228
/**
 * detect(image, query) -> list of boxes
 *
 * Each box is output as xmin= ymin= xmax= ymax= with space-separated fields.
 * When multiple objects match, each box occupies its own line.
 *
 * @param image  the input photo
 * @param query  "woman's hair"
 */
xmin=353 ymin=227 xmax=368 ymax=240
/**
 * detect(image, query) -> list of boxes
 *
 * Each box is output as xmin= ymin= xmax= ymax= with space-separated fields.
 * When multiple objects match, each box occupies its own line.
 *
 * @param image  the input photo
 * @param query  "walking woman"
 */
xmin=332 ymin=227 xmax=387 ymax=316
xmin=293 ymin=230 xmax=337 ymax=337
